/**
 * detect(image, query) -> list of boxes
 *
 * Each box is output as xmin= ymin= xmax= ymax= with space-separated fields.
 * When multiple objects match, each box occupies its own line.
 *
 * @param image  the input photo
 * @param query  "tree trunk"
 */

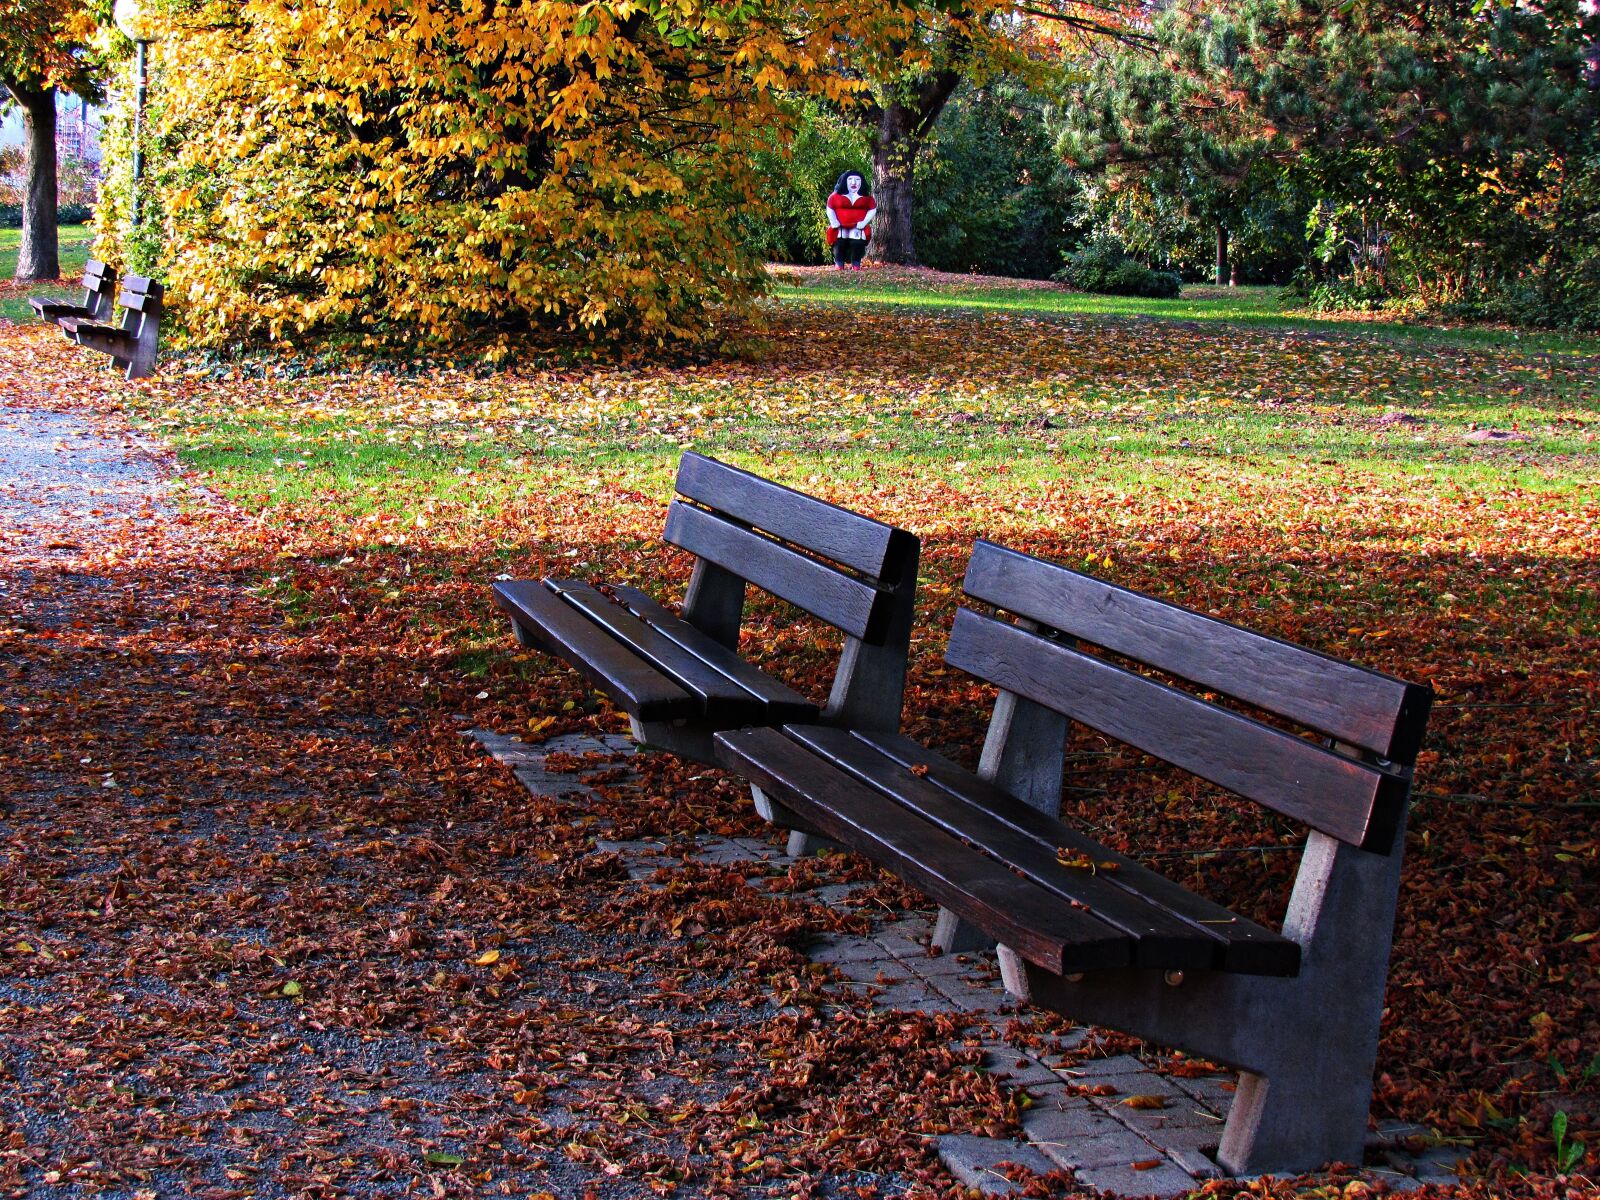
xmin=15 ymin=84 xmax=60 ymax=282
xmin=864 ymin=65 xmax=964 ymax=267
xmin=1214 ymin=223 xmax=1230 ymax=287
xmin=870 ymin=105 xmax=920 ymax=265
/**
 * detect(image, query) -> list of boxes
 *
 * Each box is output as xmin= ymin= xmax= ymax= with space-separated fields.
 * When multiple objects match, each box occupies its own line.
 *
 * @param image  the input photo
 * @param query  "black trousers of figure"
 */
xmin=833 ymin=235 xmax=867 ymax=267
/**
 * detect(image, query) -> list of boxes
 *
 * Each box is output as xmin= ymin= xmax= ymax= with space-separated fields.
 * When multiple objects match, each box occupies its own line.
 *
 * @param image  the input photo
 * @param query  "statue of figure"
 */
xmin=826 ymin=170 xmax=876 ymax=271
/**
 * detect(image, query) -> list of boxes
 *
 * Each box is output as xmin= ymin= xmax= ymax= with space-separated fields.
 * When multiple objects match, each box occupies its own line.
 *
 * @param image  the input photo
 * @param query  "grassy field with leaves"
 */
xmin=3 ymin=266 xmax=1597 ymax=1195
xmin=0 ymin=226 xmax=94 ymax=322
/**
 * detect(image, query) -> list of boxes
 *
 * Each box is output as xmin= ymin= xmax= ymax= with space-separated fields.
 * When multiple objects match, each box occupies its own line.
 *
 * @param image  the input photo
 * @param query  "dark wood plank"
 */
xmin=492 ymin=580 xmax=697 ymax=721
xmin=548 ymin=580 xmax=794 ymax=725
xmin=714 ymin=727 xmax=1134 ymax=974
xmin=853 ymin=730 xmax=1302 ymax=976
xmin=607 ymin=584 xmax=819 ymax=722
xmin=117 ymin=288 xmax=157 ymax=313
xmin=675 ymin=453 xmax=916 ymax=582
xmin=946 ymin=608 xmax=1411 ymax=850
xmin=784 ymin=725 xmax=1226 ymax=972
xmin=663 ymin=501 xmax=887 ymax=641
xmin=963 ymin=540 xmax=1433 ymax=764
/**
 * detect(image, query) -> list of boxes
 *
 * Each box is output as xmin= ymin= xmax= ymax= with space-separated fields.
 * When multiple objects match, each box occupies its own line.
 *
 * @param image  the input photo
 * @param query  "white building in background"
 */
xmin=0 ymin=93 xmax=103 ymax=161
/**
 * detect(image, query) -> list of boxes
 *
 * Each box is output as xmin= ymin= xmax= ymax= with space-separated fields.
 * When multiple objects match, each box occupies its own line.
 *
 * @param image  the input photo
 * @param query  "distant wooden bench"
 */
xmin=29 ymin=258 xmax=118 ymax=327
xmin=58 ymin=274 xmax=163 ymax=381
xmin=716 ymin=539 xmax=1432 ymax=1176
xmin=495 ymin=453 xmax=919 ymax=844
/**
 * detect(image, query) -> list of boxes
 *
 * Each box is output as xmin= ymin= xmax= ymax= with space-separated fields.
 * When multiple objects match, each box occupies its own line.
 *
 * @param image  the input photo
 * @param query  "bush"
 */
xmin=0 ymin=203 xmax=92 ymax=228
xmin=1054 ymin=244 xmax=1181 ymax=298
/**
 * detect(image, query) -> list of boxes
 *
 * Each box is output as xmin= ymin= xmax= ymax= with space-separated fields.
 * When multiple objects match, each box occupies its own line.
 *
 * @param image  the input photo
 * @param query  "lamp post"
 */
xmin=112 ymin=0 xmax=161 ymax=228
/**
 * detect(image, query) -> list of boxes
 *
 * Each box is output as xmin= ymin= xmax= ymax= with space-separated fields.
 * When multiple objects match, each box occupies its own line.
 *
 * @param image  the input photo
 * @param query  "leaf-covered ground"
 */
xmin=2 ymin=273 xmax=1597 ymax=1197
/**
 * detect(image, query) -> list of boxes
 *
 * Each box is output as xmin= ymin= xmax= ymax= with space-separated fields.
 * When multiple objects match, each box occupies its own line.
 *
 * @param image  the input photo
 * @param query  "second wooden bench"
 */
xmin=716 ymin=538 xmax=1432 ymax=1176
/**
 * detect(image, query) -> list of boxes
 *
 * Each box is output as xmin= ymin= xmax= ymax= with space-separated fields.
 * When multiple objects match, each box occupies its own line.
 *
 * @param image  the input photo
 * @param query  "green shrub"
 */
xmin=0 ymin=203 xmax=93 ymax=228
xmin=1054 ymin=243 xmax=1181 ymax=298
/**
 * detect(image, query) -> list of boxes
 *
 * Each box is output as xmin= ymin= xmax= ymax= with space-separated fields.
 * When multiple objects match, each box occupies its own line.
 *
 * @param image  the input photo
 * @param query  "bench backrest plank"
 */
xmin=666 ymin=453 xmax=917 ymax=643
xmin=946 ymin=609 xmax=1409 ymax=850
xmin=951 ymin=541 xmax=1431 ymax=852
xmin=664 ymin=501 xmax=886 ymax=640
xmin=964 ymin=540 xmax=1431 ymax=763
xmin=676 ymin=452 xmax=914 ymax=580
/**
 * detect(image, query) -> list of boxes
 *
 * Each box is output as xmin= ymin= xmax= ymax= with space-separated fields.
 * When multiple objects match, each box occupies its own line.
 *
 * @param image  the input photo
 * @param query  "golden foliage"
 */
xmin=119 ymin=0 xmax=915 ymax=351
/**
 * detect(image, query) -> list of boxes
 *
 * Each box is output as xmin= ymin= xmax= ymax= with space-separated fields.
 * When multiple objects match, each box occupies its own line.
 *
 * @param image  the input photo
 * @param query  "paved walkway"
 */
xmin=474 ymin=730 xmax=1470 ymax=1197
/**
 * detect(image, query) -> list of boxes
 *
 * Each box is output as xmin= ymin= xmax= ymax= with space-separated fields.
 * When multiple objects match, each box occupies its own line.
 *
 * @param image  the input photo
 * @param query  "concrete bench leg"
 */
xmin=998 ymin=819 xmax=1410 ymax=1176
xmin=934 ymin=690 xmax=1068 ymax=955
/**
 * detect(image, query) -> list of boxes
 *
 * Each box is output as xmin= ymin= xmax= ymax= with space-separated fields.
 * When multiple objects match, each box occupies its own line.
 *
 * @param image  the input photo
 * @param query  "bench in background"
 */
xmin=30 ymin=259 xmax=118 ymax=327
xmin=59 ymin=275 xmax=163 ymax=381
xmin=717 ymin=539 xmax=1432 ymax=1175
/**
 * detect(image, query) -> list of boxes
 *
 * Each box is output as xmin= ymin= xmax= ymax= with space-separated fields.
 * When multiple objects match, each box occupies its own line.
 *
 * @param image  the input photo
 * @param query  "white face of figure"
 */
xmin=846 ymin=175 xmax=862 ymax=196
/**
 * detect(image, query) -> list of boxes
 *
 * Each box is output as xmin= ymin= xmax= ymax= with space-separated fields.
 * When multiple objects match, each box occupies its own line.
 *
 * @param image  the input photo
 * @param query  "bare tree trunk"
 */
xmin=15 ymin=84 xmax=60 ymax=282
xmin=1215 ymin=223 xmax=1230 ymax=287
xmin=864 ymin=66 xmax=964 ymax=267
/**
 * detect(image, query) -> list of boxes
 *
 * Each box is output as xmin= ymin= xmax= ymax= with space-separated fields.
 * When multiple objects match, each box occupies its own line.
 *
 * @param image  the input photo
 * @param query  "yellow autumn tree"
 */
xmin=107 ymin=0 xmax=905 ymax=350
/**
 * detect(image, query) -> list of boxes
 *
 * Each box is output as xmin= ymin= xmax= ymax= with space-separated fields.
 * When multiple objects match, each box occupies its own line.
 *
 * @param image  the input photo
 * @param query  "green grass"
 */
xmin=0 ymin=224 xmax=95 ymax=322
xmin=772 ymin=273 xmax=1600 ymax=356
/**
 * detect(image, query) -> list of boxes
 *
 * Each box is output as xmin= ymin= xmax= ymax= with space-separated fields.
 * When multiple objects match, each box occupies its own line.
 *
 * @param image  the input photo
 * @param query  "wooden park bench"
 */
xmin=29 ymin=258 xmax=118 ymax=327
xmin=494 ymin=453 xmax=919 ymax=846
xmin=58 ymin=275 xmax=164 ymax=381
xmin=716 ymin=539 xmax=1432 ymax=1176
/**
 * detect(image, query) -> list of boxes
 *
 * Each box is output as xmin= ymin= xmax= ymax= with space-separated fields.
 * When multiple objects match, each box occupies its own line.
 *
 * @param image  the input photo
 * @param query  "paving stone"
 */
xmin=1065 ymin=1053 xmax=1153 ymax=1077
xmin=979 ymin=1046 xmax=1061 ymax=1088
xmin=1167 ymin=1147 xmax=1222 ymax=1179
xmin=1021 ymin=1099 xmax=1125 ymax=1145
xmin=870 ymin=982 xmax=952 ymax=1011
xmin=1074 ymin=1159 xmax=1198 ymax=1198
xmin=807 ymin=935 xmax=885 ymax=965
xmin=929 ymin=982 xmax=1011 ymax=1015
xmin=1169 ymin=1074 xmax=1234 ymax=1116
xmin=873 ymin=930 xmax=934 ymax=959
xmin=1085 ymin=1072 xmax=1189 ymax=1108
xmin=936 ymin=1135 xmax=1057 ymax=1196
xmin=1030 ymin=1127 xmax=1168 ymax=1172
xmin=807 ymin=883 xmax=861 ymax=906
xmin=836 ymin=958 xmax=913 ymax=986
xmin=908 ymin=953 xmax=986 ymax=979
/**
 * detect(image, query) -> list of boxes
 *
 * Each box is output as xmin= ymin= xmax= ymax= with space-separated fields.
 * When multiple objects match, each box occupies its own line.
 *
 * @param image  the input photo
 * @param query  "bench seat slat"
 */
xmin=492 ymin=580 xmax=696 ymax=721
xmin=547 ymin=580 xmax=814 ymax=725
xmin=947 ymin=609 xmax=1408 ymax=851
xmin=30 ymin=299 xmax=94 ymax=321
xmin=663 ymin=501 xmax=885 ymax=641
xmin=605 ymin=584 xmax=819 ymax=722
xmin=675 ymin=452 xmax=914 ymax=580
xmin=785 ymin=725 xmax=1230 ymax=972
xmin=965 ymin=540 xmax=1432 ymax=763
xmin=852 ymin=730 xmax=1302 ymax=976
xmin=716 ymin=727 xmax=1135 ymax=975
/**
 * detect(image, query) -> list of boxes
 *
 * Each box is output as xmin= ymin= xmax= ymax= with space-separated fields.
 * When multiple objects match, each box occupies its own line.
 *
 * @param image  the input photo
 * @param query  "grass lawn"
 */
xmin=5 ymin=266 xmax=1596 ymax=1188
xmin=0 ymin=224 xmax=95 ymax=322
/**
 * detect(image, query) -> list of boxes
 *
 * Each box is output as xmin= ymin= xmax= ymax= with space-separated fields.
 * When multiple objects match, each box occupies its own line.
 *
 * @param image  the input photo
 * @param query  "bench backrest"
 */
xmin=664 ymin=453 xmax=919 ymax=644
xmin=116 ymin=275 xmax=164 ymax=324
xmin=947 ymin=539 xmax=1432 ymax=852
xmin=81 ymin=259 xmax=117 ymax=310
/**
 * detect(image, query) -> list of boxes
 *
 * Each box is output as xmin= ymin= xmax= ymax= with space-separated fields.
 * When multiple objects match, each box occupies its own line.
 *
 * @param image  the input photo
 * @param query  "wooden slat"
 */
xmin=548 ymin=580 xmax=786 ymax=725
xmin=663 ymin=501 xmax=886 ymax=641
xmin=946 ymin=609 xmax=1410 ymax=850
xmin=715 ymin=727 xmax=1133 ymax=974
xmin=675 ymin=453 xmax=915 ymax=582
xmin=606 ymin=584 xmax=819 ymax=723
xmin=964 ymin=540 xmax=1433 ymax=764
xmin=492 ymin=580 xmax=696 ymax=721
xmin=784 ymin=725 xmax=1227 ymax=972
xmin=853 ymin=730 xmax=1302 ymax=976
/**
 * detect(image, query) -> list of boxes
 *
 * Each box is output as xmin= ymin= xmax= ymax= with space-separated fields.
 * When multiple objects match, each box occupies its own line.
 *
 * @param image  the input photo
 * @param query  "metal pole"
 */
xmin=131 ymin=39 xmax=147 ymax=227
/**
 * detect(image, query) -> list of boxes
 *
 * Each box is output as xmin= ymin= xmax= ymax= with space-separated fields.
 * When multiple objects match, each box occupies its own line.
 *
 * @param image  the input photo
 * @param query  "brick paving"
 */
xmin=475 ymin=729 xmax=1472 ymax=1197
